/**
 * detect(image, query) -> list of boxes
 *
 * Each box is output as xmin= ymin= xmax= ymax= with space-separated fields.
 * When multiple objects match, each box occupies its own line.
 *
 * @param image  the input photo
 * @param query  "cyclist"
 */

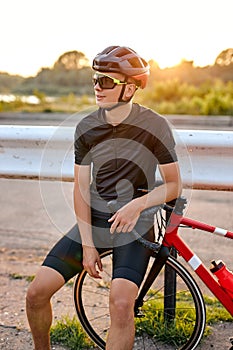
xmin=26 ymin=45 xmax=182 ymax=350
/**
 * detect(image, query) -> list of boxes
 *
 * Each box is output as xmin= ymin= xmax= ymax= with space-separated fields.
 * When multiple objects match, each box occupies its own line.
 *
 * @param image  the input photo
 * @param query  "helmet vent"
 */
xmin=128 ymin=57 xmax=141 ymax=68
xmin=128 ymin=57 xmax=147 ymax=68
xmin=116 ymin=48 xmax=132 ymax=57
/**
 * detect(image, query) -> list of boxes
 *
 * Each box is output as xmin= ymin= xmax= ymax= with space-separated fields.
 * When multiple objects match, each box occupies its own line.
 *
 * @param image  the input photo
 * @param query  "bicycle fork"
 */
xmin=134 ymin=245 xmax=170 ymax=317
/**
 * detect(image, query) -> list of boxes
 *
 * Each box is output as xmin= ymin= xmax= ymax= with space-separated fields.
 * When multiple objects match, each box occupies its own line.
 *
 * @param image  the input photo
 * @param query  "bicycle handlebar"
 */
xmin=107 ymin=197 xmax=187 ymax=253
xmin=107 ymin=200 xmax=174 ymax=220
xmin=137 ymin=188 xmax=187 ymax=215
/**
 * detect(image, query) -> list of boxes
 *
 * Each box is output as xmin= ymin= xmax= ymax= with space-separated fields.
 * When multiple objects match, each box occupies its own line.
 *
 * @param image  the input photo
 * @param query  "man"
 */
xmin=26 ymin=46 xmax=182 ymax=350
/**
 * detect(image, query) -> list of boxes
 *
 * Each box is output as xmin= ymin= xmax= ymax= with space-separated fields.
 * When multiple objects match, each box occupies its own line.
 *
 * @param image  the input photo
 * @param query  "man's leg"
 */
xmin=26 ymin=266 xmax=65 ymax=350
xmin=106 ymin=278 xmax=138 ymax=350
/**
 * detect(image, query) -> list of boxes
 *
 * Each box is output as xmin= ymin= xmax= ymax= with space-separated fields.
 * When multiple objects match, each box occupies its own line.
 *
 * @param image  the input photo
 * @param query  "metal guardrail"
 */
xmin=0 ymin=125 xmax=232 ymax=191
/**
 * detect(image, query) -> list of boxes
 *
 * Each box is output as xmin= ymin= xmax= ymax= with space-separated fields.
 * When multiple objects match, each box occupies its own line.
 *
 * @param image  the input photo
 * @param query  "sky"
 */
xmin=1 ymin=0 xmax=232 ymax=77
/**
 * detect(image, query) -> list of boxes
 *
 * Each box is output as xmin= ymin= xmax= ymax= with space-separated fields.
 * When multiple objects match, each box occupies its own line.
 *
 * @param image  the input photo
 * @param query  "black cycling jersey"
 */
xmin=42 ymin=103 xmax=178 ymax=285
xmin=74 ymin=103 xmax=177 ymax=214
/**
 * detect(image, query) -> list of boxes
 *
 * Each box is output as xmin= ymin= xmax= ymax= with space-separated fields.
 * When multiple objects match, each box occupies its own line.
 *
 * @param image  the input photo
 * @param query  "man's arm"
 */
xmin=73 ymin=164 xmax=93 ymax=245
xmin=141 ymin=161 xmax=182 ymax=209
xmin=73 ymin=164 xmax=102 ymax=278
xmin=108 ymin=161 xmax=182 ymax=233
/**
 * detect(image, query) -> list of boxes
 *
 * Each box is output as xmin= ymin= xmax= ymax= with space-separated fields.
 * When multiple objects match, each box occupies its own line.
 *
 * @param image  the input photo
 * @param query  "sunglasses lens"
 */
xmin=100 ymin=76 xmax=115 ymax=89
xmin=93 ymin=75 xmax=116 ymax=89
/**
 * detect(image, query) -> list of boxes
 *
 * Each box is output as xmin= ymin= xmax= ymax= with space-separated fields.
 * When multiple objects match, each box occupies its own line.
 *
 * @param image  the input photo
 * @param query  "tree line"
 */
xmin=0 ymin=49 xmax=232 ymax=115
xmin=0 ymin=48 xmax=232 ymax=96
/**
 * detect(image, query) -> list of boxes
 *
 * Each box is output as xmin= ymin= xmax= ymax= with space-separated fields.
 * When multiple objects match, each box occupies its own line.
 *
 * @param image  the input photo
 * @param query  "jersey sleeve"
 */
xmin=154 ymin=118 xmax=178 ymax=164
xmin=74 ymin=125 xmax=91 ymax=165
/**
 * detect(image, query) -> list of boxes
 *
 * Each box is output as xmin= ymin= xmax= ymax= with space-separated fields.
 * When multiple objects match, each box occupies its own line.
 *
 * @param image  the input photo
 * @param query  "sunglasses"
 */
xmin=92 ymin=73 xmax=127 ymax=89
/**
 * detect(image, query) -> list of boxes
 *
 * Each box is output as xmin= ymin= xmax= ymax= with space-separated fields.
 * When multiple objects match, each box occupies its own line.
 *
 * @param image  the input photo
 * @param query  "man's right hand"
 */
xmin=82 ymin=246 xmax=103 ymax=279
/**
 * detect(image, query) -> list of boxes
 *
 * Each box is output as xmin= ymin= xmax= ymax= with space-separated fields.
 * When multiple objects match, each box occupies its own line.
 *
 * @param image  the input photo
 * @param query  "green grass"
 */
xmin=135 ymin=293 xmax=198 ymax=347
xmin=134 ymin=292 xmax=232 ymax=348
xmin=205 ymin=295 xmax=233 ymax=324
xmin=50 ymin=293 xmax=232 ymax=349
xmin=50 ymin=315 xmax=95 ymax=349
xmin=9 ymin=273 xmax=24 ymax=280
xmin=9 ymin=272 xmax=35 ymax=282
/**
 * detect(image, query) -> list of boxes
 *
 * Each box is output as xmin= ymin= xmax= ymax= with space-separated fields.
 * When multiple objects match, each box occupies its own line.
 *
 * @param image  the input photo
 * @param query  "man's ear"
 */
xmin=125 ymin=83 xmax=137 ymax=98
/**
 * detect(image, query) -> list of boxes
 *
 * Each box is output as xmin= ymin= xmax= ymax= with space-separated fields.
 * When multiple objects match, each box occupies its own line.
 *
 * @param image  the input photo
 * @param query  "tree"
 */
xmin=215 ymin=48 xmax=233 ymax=66
xmin=54 ymin=51 xmax=90 ymax=70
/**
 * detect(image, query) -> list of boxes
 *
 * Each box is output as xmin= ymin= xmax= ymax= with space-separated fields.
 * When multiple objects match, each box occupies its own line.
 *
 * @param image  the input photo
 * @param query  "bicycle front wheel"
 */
xmin=73 ymin=250 xmax=206 ymax=350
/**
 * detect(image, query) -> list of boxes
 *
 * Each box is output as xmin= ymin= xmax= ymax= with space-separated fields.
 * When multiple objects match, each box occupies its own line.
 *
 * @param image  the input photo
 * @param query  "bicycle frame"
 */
xmin=163 ymin=209 xmax=233 ymax=316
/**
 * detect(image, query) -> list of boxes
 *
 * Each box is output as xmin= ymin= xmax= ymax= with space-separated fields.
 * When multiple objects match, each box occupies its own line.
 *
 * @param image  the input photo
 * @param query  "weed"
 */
xmin=50 ymin=315 xmax=95 ymax=350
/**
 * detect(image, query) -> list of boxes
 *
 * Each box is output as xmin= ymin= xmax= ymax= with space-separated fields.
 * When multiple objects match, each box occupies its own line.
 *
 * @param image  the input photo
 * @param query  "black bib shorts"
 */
xmin=42 ymin=214 xmax=155 ymax=288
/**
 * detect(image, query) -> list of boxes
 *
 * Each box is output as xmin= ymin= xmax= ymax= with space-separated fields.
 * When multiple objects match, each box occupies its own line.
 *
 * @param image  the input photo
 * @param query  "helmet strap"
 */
xmin=104 ymin=85 xmax=129 ymax=111
xmin=103 ymin=80 xmax=135 ymax=111
xmin=118 ymin=83 xmax=127 ymax=103
xmin=118 ymin=78 xmax=138 ymax=103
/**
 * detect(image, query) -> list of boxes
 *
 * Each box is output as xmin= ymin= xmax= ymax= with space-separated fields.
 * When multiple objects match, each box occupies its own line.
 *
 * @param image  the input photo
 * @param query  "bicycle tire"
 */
xmin=73 ymin=250 xmax=206 ymax=350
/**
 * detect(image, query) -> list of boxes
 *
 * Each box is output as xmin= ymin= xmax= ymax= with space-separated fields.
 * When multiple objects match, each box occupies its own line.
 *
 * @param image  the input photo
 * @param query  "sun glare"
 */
xmin=147 ymin=44 xmax=221 ymax=69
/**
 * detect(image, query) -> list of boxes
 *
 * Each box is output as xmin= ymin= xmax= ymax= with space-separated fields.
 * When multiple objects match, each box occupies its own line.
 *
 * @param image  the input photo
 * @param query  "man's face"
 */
xmin=93 ymin=71 xmax=127 ymax=109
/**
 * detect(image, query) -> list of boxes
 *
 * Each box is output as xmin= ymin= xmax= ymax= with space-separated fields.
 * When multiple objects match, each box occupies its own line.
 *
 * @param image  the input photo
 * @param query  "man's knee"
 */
xmin=26 ymin=281 xmax=47 ymax=307
xmin=26 ymin=266 xmax=65 ymax=307
xmin=109 ymin=279 xmax=138 ymax=322
xmin=110 ymin=296 xmax=132 ymax=315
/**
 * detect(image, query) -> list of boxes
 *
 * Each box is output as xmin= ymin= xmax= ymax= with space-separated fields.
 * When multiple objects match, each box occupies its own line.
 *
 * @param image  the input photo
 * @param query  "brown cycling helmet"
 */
xmin=92 ymin=46 xmax=150 ymax=89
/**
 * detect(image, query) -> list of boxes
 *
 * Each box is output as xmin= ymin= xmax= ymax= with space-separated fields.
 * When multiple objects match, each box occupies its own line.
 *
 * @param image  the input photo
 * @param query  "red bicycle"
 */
xmin=74 ymin=197 xmax=233 ymax=350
